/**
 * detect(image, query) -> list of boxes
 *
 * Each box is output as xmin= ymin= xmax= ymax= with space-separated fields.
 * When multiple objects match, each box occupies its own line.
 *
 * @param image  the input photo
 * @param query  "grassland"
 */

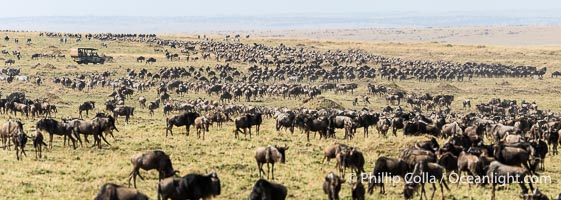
xmin=1 ymin=31 xmax=561 ymax=199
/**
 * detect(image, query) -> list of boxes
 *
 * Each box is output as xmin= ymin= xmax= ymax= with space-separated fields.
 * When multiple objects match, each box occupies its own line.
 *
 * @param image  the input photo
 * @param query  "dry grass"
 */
xmin=1 ymin=31 xmax=561 ymax=199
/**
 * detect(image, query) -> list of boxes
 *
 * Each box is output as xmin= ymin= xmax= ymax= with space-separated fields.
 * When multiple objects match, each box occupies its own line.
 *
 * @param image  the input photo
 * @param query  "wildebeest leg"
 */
xmin=430 ymin=183 xmax=436 ymax=200
xmin=98 ymin=133 xmax=111 ymax=148
xmin=185 ymin=126 xmax=189 ymax=136
xmin=128 ymin=167 xmax=140 ymax=188
xmin=248 ymin=127 xmax=252 ymax=138
xmin=49 ymin=133 xmax=55 ymax=150
xmin=491 ymin=183 xmax=496 ymax=200
xmin=271 ymin=162 xmax=275 ymax=180
xmin=257 ymin=162 xmax=264 ymax=177
xmin=16 ymin=146 xmax=20 ymax=160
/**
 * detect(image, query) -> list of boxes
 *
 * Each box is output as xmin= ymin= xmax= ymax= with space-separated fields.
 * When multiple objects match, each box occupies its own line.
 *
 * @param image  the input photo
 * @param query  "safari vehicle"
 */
xmin=70 ymin=48 xmax=106 ymax=64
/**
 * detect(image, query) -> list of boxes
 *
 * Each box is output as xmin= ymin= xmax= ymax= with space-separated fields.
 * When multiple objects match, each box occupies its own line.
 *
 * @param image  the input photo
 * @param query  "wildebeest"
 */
xmin=71 ymin=115 xmax=118 ymax=149
xmin=493 ymin=143 xmax=537 ymax=175
xmin=128 ymin=150 xmax=177 ymax=188
xmin=351 ymin=181 xmax=365 ymax=200
xmin=94 ymin=183 xmax=149 ymax=200
xmin=530 ymin=140 xmax=548 ymax=171
xmin=12 ymin=124 xmax=28 ymax=160
xmin=31 ymin=130 xmax=47 ymax=159
xmin=367 ymin=156 xmax=409 ymax=194
xmin=487 ymin=161 xmax=534 ymax=200
xmin=248 ymin=179 xmax=288 ymax=200
xmin=158 ymin=177 xmax=182 ymax=200
xmin=376 ymin=117 xmax=391 ymax=137
xmin=113 ymin=105 xmax=135 ymax=124
xmin=274 ymin=112 xmax=295 ymax=134
xmin=136 ymin=56 xmax=146 ymax=63
xmin=255 ymin=145 xmax=289 ymax=180
xmin=146 ymin=57 xmax=156 ymax=64
xmin=323 ymin=172 xmax=344 ymax=200
xmin=165 ymin=111 xmax=200 ymax=137
xmin=457 ymin=151 xmax=485 ymax=184
xmin=297 ymin=114 xmax=330 ymax=141
xmin=234 ymin=113 xmax=262 ymax=139
xmin=158 ymin=172 xmax=221 ymax=200
xmin=148 ymin=99 xmax=160 ymax=116
xmin=338 ymin=147 xmax=365 ymax=175
xmin=79 ymin=101 xmax=96 ymax=118
xmin=328 ymin=115 xmax=358 ymax=139
xmin=323 ymin=143 xmax=350 ymax=165
xmin=194 ymin=116 xmax=210 ymax=140
xmin=1 ymin=119 xmax=25 ymax=150
xmin=36 ymin=118 xmax=78 ymax=149
xmin=403 ymin=161 xmax=449 ymax=200
xmin=138 ymin=97 xmax=146 ymax=109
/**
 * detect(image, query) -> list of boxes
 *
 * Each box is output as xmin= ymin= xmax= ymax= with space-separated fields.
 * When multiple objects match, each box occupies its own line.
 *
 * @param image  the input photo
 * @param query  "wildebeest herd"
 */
xmin=2 ymin=30 xmax=561 ymax=200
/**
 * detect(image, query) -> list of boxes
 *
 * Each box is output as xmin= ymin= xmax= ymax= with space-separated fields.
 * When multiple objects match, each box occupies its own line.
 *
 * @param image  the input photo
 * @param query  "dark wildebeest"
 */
xmin=32 ymin=130 xmax=48 ymax=159
xmin=530 ymin=140 xmax=548 ymax=171
xmin=1 ymin=120 xmax=25 ymax=150
xmin=323 ymin=172 xmax=344 ymax=200
xmin=136 ymin=56 xmax=146 ymax=63
xmin=11 ymin=122 xmax=28 ymax=160
xmin=158 ymin=172 xmax=221 ymax=200
xmin=522 ymin=188 xmax=550 ymax=200
xmin=463 ymin=99 xmax=471 ymax=109
xmin=158 ymin=177 xmax=182 ymax=200
xmin=367 ymin=156 xmax=409 ymax=194
xmin=71 ymin=115 xmax=118 ymax=149
xmin=36 ymin=118 xmax=78 ymax=149
xmin=146 ymin=57 xmax=156 ymax=64
xmin=219 ymin=91 xmax=232 ymax=103
xmin=255 ymin=145 xmax=289 ymax=180
xmin=391 ymin=116 xmax=405 ymax=136
xmin=113 ymin=105 xmax=135 ymax=124
xmin=128 ymin=150 xmax=177 ymax=188
xmin=234 ymin=113 xmax=262 ymax=139
xmin=403 ymin=161 xmax=449 ymax=200
xmin=487 ymin=161 xmax=534 ymax=200
xmin=400 ymin=147 xmax=437 ymax=170
xmin=414 ymin=137 xmax=440 ymax=153
xmin=357 ymin=111 xmax=378 ymax=138
xmin=328 ymin=115 xmax=358 ymax=140
xmin=165 ymin=111 xmax=200 ymax=137
xmin=275 ymin=112 xmax=295 ymax=134
xmin=94 ymin=183 xmax=149 ymax=200
xmin=79 ymin=101 xmax=95 ymax=118
xmin=376 ymin=117 xmax=391 ymax=137
xmin=338 ymin=147 xmax=365 ymax=175
xmin=351 ymin=181 xmax=365 ymax=200
xmin=248 ymin=179 xmax=288 ymax=200
xmin=296 ymin=114 xmax=330 ymax=141
xmin=148 ymin=99 xmax=160 ymax=116
xmin=493 ymin=143 xmax=537 ymax=175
